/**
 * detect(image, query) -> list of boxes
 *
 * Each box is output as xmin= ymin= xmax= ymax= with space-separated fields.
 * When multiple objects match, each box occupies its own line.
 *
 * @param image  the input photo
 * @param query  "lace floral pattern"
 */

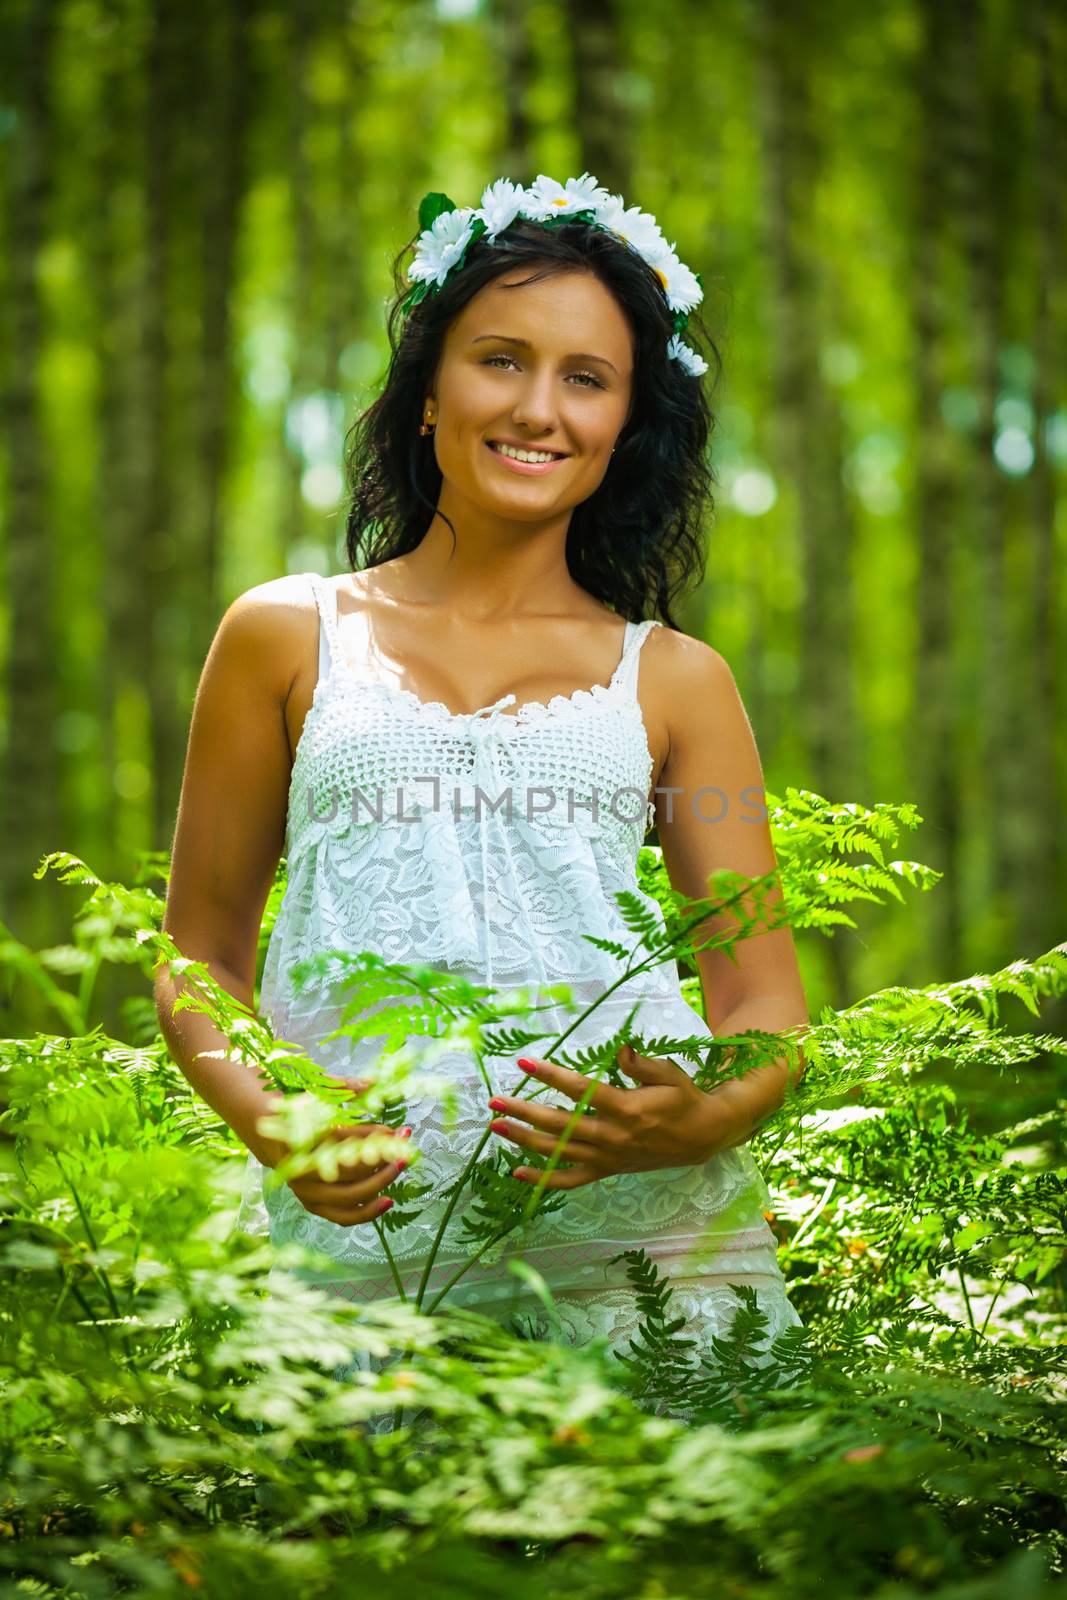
xmin=235 ymin=573 xmax=803 ymax=1360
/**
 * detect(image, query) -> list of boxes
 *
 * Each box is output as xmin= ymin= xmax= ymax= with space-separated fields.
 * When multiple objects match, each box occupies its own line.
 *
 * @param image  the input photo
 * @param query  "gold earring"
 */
xmin=420 ymin=415 xmax=436 ymax=436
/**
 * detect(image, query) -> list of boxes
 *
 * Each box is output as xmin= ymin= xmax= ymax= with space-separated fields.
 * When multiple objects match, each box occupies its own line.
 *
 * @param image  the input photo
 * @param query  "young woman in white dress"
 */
xmin=156 ymin=174 xmax=810 ymax=1360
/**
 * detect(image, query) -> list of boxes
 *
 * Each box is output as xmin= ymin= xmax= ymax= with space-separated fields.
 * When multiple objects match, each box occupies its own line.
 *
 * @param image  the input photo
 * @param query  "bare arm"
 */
xmin=154 ymin=579 xmax=298 ymax=1156
xmin=154 ymin=577 xmax=403 ymax=1224
xmin=653 ymin=633 xmax=810 ymax=1144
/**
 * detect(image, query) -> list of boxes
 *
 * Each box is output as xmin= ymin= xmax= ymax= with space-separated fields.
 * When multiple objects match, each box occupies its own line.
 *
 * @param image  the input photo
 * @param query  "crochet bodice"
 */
xmin=279 ymin=571 xmax=664 ymax=994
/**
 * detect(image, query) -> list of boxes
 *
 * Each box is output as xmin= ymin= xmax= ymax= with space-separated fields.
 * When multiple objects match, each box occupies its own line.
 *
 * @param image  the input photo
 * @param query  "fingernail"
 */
xmin=395 ymin=1159 xmax=408 ymax=1173
xmin=400 ymin=1126 xmax=412 ymax=1138
xmin=510 ymin=1170 xmax=527 ymax=1181
xmin=516 ymin=1058 xmax=538 ymax=1072
xmin=377 ymin=1197 xmax=394 ymax=1213
xmin=487 ymin=1098 xmax=507 ymax=1112
xmin=489 ymin=1120 xmax=510 ymax=1134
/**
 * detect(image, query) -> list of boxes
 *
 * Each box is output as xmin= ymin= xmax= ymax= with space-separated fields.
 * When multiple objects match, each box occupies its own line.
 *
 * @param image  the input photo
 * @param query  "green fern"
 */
xmin=607 ymin=1247 xmax=699 ymax=1403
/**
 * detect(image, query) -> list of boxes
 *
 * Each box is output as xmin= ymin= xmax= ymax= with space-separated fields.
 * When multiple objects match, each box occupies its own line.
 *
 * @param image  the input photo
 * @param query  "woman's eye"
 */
xmin=481 ymin=355 xmax=602 ymax=389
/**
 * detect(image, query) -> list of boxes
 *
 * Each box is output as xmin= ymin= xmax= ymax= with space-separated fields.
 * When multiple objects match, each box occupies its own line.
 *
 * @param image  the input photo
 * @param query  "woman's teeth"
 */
xmin=489 ymin=441 xmax=563 ymax=463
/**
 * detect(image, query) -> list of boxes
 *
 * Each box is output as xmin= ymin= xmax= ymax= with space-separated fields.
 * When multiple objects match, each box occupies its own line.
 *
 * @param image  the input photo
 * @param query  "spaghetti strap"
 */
xmin=611 ymin=618 xmax=662 ymax=700
xmin=307 ymin=573 xmax=343 ymax=685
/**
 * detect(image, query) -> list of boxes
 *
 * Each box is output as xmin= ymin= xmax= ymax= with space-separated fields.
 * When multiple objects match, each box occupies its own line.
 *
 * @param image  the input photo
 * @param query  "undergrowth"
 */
xmin=0 ymin=787 xmax=1064 ymax=1598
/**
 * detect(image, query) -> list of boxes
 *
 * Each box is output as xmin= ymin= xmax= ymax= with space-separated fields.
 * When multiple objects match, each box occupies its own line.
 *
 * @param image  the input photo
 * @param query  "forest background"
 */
xmin=1 ymin=3 xmax=1066 ymax=1592
xmin=0 ymin=0 xmax=1063 ymax=1111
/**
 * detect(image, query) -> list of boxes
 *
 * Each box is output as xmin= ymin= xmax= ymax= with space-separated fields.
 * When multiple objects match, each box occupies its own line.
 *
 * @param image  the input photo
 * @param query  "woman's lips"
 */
xmin=485 ymin=440 xmax=569 ymax=475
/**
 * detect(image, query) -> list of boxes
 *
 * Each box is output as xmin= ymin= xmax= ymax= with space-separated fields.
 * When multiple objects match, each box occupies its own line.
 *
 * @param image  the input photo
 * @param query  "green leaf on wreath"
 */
xmin=417 ymin=191 xmax=457 ymax=233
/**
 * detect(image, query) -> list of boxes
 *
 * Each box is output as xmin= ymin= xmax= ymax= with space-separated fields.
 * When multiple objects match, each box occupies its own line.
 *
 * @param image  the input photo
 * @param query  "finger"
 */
xmin=489 ymin=1103 xmax=618 ymax=1155
xmin=315 ymin=1076 xmax=374 ymax=1106
xmin=489 ymin=1120 xmax=602 ymax=1164
xmin=323 ymin=1122 xmax=410 ymax=1178
xmin=313 ymin=1194 xmax=397 ymax=1226
xmin=617 ymin=1044 xmax=686 ymax=1084
xmin=298 ymin=1158 xmax=407 ymax=1200
xmin=292 ymin=1158 xmax=407 ymax=1208
xmin=324 ymin=1120 xmax=400 ymax=1141
xmin=515 ymin=1056 xmax=625 ymax=1115
xmin=488 ymin=1097 xmax=623 ymax=1148
xmin=513 ymin=1162 xmax=601 ymax=1191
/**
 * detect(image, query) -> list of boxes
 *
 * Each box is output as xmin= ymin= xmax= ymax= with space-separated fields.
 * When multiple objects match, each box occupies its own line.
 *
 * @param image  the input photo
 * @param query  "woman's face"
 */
xmin=426 ymin=268 xmax=634 ymax=523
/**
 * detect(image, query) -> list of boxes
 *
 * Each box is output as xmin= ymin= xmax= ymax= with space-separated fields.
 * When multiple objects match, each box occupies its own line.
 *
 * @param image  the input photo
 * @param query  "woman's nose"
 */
xmin=508 ymin=375 xmax=562 ymax=432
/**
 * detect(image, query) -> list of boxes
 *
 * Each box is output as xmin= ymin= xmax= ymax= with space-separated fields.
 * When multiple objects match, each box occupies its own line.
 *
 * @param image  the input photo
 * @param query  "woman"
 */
xmin=157 ymin=173 xmax=809 ymax=1367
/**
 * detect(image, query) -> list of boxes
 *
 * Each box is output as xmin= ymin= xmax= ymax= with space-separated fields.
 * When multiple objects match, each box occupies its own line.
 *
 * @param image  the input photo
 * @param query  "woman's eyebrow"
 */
xmin=470 ymin=333 xmax=618 ymax=376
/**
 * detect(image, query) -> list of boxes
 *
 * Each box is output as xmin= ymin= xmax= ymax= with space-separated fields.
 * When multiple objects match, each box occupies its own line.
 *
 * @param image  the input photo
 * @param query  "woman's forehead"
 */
xmin=453 ymin=272 xmax=633 ymax=351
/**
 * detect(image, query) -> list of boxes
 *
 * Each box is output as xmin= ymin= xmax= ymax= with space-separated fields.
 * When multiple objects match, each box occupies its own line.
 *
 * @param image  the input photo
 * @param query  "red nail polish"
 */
xmin=400 ymin=1126 xmax=412 ymax=1138
xmin=490 ymin=1120 xmax=510 ymax=1134
xmin=377 ymin=1197 xmax=394 ymax=1213
xmin=487 ymin=1098 xmax=507 ymax=1112
xmin=516 ymin=1057 xmax=539 ymax=1073
xmin=395 ymin=1159 xmax=408 ymax=1173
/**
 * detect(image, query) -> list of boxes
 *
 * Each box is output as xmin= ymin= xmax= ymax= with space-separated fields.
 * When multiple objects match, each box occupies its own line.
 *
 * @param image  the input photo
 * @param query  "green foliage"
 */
xmin=0 ymin=790 xmax=1064 ymax=1596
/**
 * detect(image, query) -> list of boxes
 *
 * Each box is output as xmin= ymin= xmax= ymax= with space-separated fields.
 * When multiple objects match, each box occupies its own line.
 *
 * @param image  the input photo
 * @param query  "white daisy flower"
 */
xmin=590 ymin=191 xmax=628 ymax=231
xmin=645 ymin=242 xmax=704 ymax=314
xmin=408 ymin=206 xmax=477 ymax=288
xmin=667 ymin=334 xmax=708 ymax=377
xmin=594 ymin=194 xmax=666 ymax=259
xmin=478 ymin=178 xmax=528 ymax=239
xmin=523 ymin=171 xmax=611 ymax=221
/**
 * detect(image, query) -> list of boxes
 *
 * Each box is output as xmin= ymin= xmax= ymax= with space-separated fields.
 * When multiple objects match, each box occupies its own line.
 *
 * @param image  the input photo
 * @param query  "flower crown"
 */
xmin=400 ymin=172 xmax=709 ymax=378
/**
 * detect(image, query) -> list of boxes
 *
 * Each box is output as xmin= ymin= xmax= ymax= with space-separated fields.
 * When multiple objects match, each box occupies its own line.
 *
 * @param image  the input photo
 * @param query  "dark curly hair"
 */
xmin=341 ymin=213 xmax=722 ymax=627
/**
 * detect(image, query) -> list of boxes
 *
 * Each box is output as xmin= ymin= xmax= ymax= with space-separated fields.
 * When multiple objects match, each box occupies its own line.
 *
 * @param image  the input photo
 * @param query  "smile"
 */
xmin=485 ymin=440 xmax=570 ymax=475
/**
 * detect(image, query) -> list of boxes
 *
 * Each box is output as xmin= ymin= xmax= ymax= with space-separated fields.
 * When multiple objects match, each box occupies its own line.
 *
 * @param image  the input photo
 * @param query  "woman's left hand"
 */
xmin=486 ymin=1045 xmax=745 ymax=1190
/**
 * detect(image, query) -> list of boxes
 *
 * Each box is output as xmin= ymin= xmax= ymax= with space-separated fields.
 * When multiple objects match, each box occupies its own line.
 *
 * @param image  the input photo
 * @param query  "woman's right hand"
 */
xmin=239 ymin=1076 xmax=410 ymax=1227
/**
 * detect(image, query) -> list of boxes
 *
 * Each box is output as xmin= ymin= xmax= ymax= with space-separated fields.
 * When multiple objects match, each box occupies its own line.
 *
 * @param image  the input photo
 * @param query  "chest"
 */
xmin=290 ymin=676 xmax=656 ymax=832
xmin=284 ymin=670 xmax=669 ymax=799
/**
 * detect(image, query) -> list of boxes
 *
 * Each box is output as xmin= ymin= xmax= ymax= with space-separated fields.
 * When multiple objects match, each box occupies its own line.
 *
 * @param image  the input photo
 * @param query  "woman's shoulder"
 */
xmin=644 ymin=618 xmax=728 ymax=674
xmin=223 ymin=569 xmax=321 ymax=620
xmin=220 ymin=572 xmax=322 ymax=641
xmin=640 ymin=619 xmax=739 ymax=729
xmin=214 ymin=572 xmax=321 ymax=696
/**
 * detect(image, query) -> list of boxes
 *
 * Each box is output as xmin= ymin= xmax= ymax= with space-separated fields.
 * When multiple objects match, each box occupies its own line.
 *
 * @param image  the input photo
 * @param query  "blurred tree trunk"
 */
xmin=90 ymin=9 xmax=143 ymax=880
xmin=1 ymin=0 xmax=60 ymax=947
xmin=566 ymin=0 xmax=630 ymax=195
xmin=1023 ymin=0 xmax=1064 ymax=961
xmin=488 ymin=0 xmax=535 ymax=178
xmin=323 ymin=20 xmax=363 ymax=425
xmin=953 ymin=0 xmax=1012 ymax=964
xmin=753 ymin=0 xmax=858 ymax=1008
xmin=148 ymin=0 xmax=256 ymax=850
xmin=911 ymin=0 xmax=966 ymax=978
xmin=187 ymin=0 xmax=256 ymax=693
xmin=137 ymin=0 xmax=177 ymax=859
xmin=281 ymin=0 xmax=319 ymax=565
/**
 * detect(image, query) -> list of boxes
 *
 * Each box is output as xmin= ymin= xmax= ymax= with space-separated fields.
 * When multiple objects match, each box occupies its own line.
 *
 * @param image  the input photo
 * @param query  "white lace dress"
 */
xmin=235 ymin=571 xmax=803 ymax=1362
